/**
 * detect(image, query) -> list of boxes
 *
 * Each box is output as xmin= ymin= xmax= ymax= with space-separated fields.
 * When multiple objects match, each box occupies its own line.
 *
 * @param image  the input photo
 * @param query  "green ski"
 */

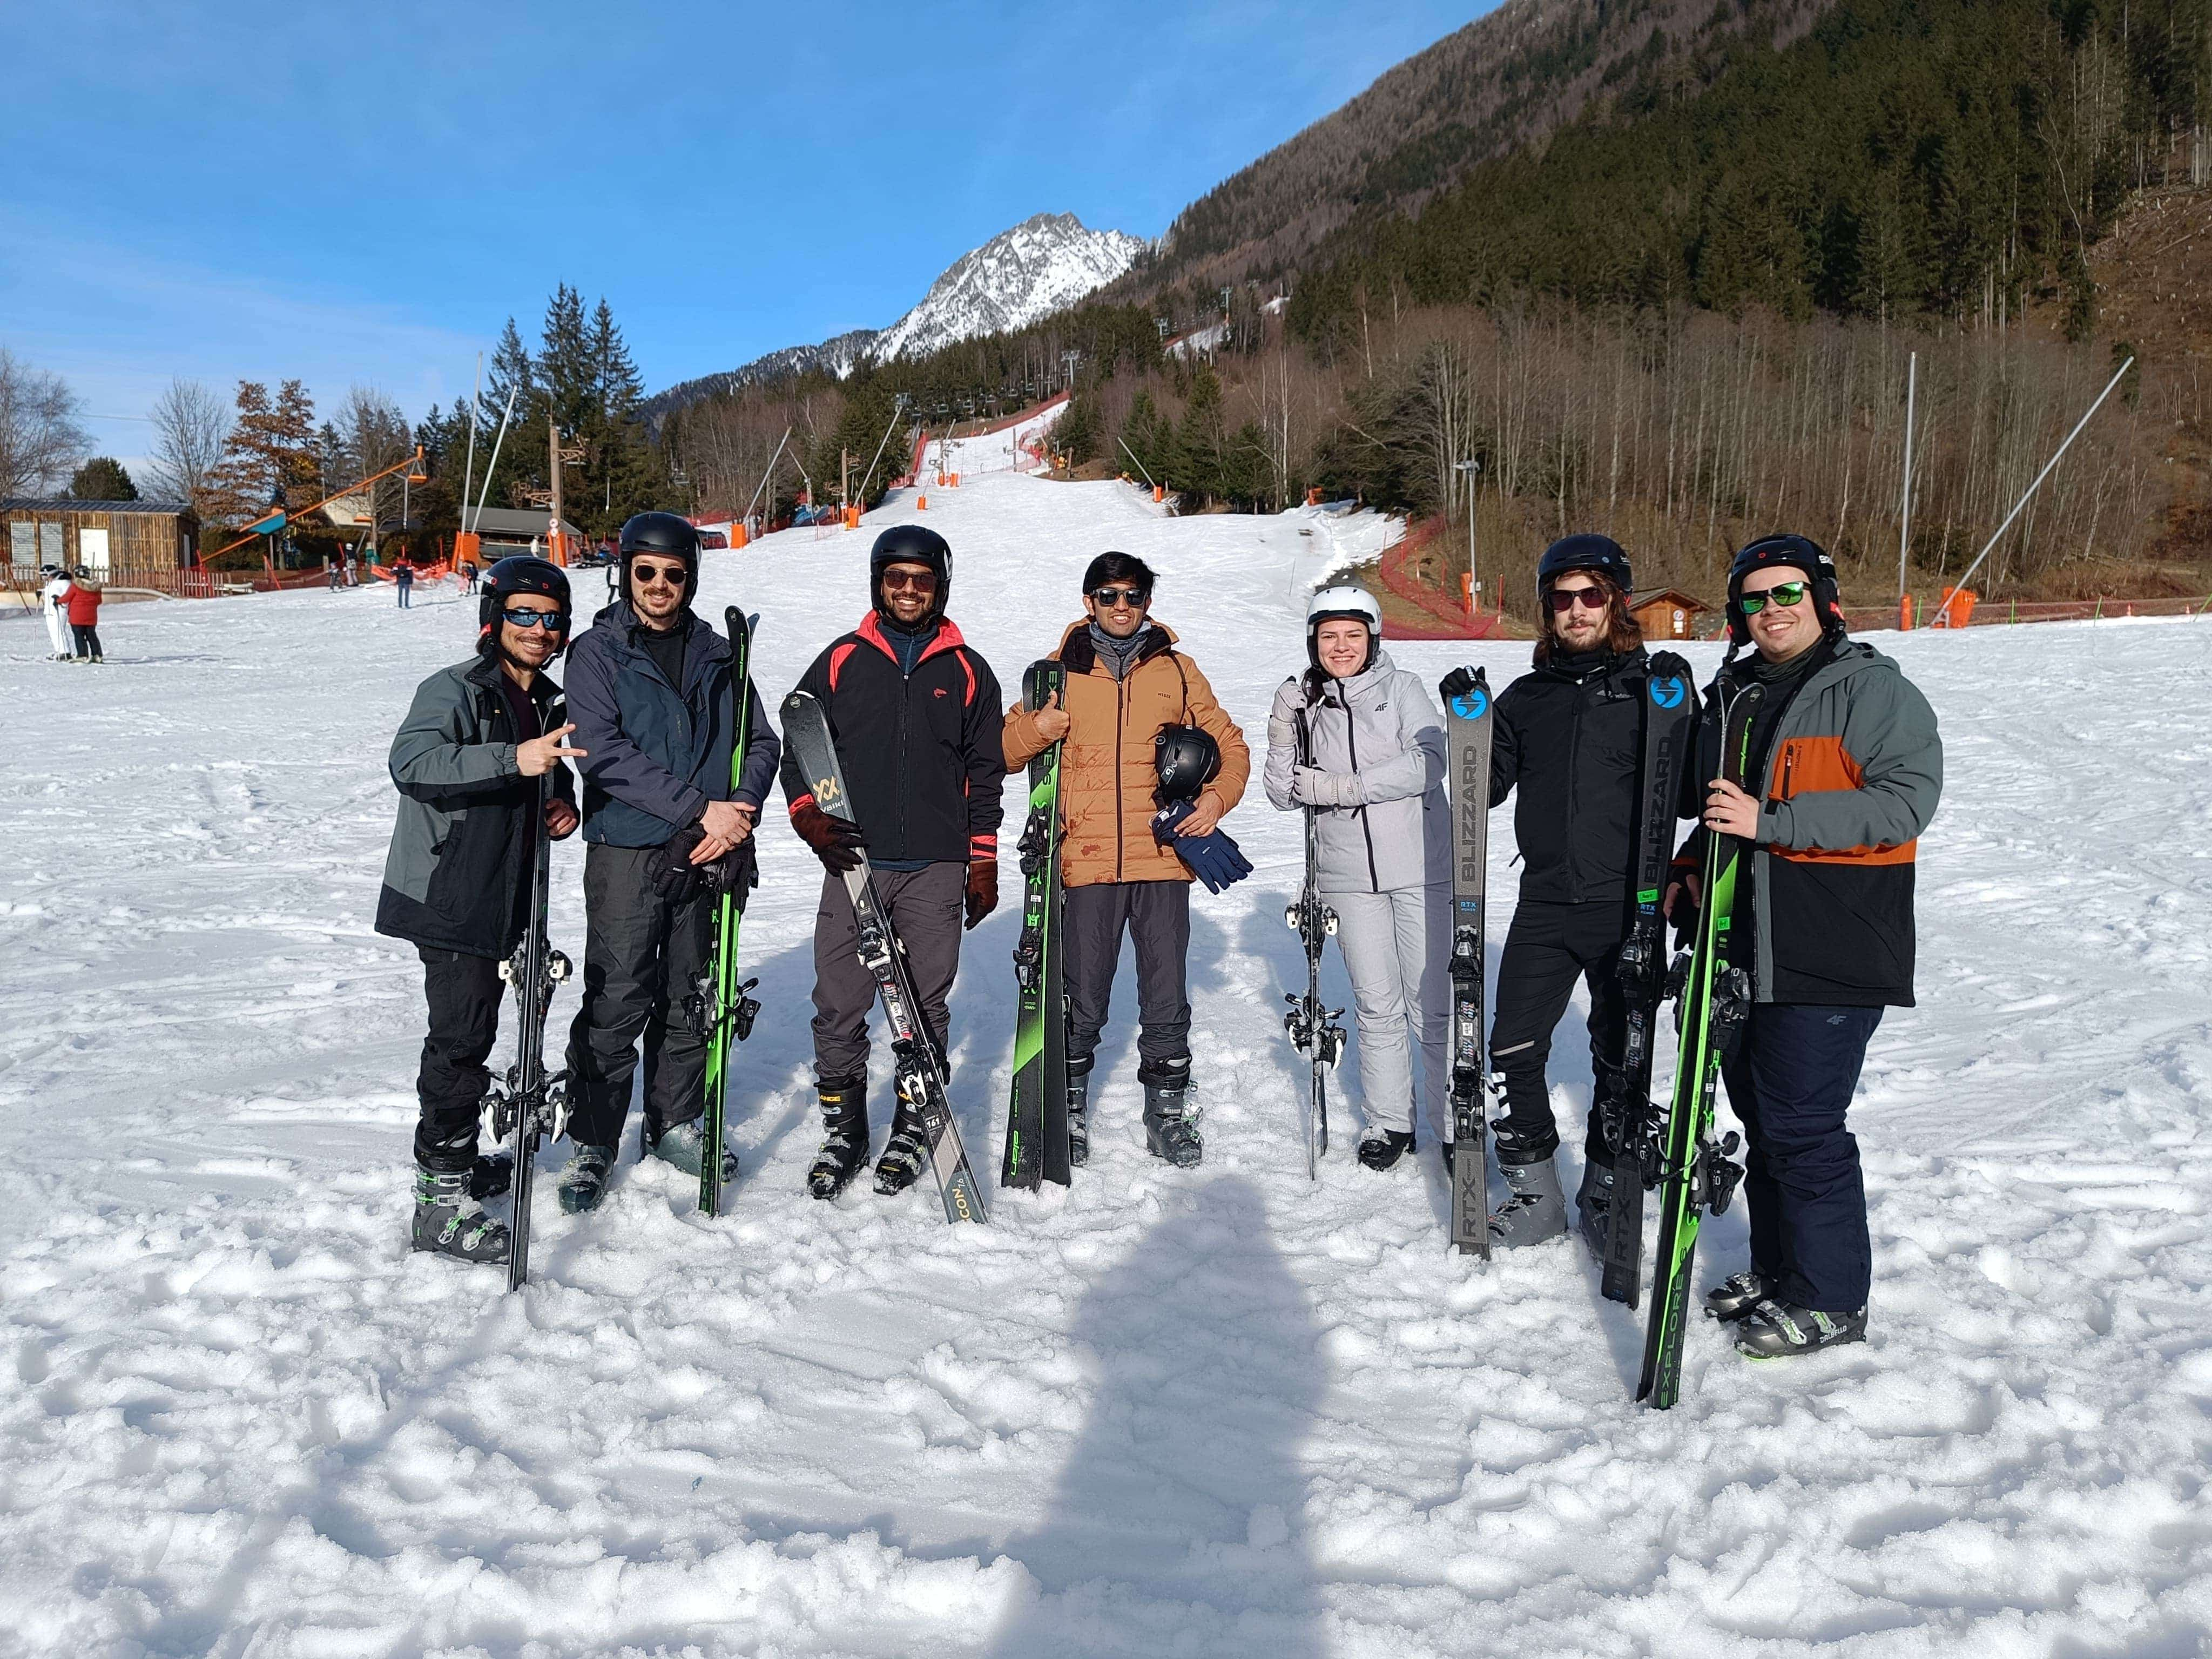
xmin=1002 ymin=659 xmax=1071 ymax=1189
xmin=699 ymin=605 xmax=761 ymax=1217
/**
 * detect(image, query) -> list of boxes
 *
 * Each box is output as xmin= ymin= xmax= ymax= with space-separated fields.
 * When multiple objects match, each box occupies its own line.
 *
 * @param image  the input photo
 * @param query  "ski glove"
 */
xmin=1292 ymin=766 xmax=1362 ymax=809
xmin=791 ymin=801 xmax=868 ymax=874
xmin=1151 ymin=798 xmax=1254 ymax=894
xmin=964 ymin=859 xmax=999 ymax=930
xmin=650 ymin=823 xmax=757 ymax=904
xmin=1438 ymin=665 xmax=1481 ymax=703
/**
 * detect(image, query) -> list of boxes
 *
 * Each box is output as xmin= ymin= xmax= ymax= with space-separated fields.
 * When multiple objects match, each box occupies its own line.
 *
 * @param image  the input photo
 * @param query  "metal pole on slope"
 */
xmin=743 ymin=425 xmax=793 ymax=528
xmin=854 ymin=394 xmax=910 ymax=506
xmin=1116 ymin=436 xmax=1156 ymax=490
xmin=461 ymin=352 xmax=483 ymax=538
xmin=1897 ymin=350 xmax=1917 ymax=603
xmin=1940 ymin=356 xmax=2133 ymax=624
xmin=473 ymin=386 xmax=521 ymax=535
xmin=1454 ymin=458 xmax=1481 ymax=613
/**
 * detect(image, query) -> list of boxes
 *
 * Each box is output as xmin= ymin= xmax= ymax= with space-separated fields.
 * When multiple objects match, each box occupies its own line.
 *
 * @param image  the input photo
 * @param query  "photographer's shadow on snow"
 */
xmin=986 ymin=1177 xmax=1325 ymax=1658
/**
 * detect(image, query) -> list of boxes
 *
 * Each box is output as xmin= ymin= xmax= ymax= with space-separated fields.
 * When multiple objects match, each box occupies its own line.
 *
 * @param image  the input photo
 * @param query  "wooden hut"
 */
xmin=2 ymin=498 xmax=201 ymax=592
xmin=1629 ymin=587 xmax=1711 ymax=641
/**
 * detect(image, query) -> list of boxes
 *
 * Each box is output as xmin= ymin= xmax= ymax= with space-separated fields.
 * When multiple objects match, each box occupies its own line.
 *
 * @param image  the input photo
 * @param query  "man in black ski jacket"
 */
xmin=1468 ymin=534 xmax=1690 ymax=1253
xmin=781 ymin=523 xmax=1006 ymax=1202
xmin=376 ymin=555 xmax=582 ymax=1267
xmin=556 ymin=511 xmax=781 ymax=1215
xmin=1667 ymin=534 xmax=1941 ymax=1361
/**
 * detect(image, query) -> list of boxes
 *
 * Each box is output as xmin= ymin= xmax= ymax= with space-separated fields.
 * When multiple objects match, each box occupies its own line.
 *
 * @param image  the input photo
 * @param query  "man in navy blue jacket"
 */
xmin=556 ymin=512 xmax=780 ymax=1214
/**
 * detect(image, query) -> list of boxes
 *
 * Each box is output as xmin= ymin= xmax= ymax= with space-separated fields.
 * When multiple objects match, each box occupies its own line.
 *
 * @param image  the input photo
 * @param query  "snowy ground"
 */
xmin=2 ymin=470 xmax=2209 ymax=1657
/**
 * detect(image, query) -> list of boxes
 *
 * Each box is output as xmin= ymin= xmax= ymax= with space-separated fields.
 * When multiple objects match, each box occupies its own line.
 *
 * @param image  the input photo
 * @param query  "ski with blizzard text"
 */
xmin=1442 ymin=668 xmax=1495 ymax=1258
xmin=780 ymin=689 xmax=988 ymax=1225
xmin=697 ymin=606 xmax=761 ymax=1218
xmin=1002 ymin=659 xmax=1071 ymax=1190
xmin=1637 ymin=681 xmax=1761 ymax=1407
xmin=1601 ymin=651 xmax=1696 ymax=1304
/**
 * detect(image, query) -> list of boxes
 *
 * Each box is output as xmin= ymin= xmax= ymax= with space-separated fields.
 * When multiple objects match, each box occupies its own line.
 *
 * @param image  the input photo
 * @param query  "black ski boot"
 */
xmin=874 ymin=1101 xmax=929 ymax=1195
xmin=1066 ymin=1055 xmax=1092 ymax=1169
xmin=557 ymin=1144 xmax=617 ymax=1215
xmin=648 ymin=1118 xmax=738 ymax=1183
xmin=1574 ymin=1158 xmax=1614 ymax=1260
xmin=1487 ymin=1120 xmax=1566 ymax=1247
xmin=1358 ymin=1129 xmax=1415 ymax=1171
xmin=1140 ymin=1057 xmax=1202 ymax=1168
xmin=1705 ymin=1269 xmax=1775 ymax=1323
xmin=468 ymin=1151 xmax=514 ymax=1201
xmin=410 ymin=1166 xmax=510 ymax=1265
xmin=807 ymin=1074 xmax=869 ymax=1201
xmin=1734 ymin=1299 xmax=1867 ymax=1359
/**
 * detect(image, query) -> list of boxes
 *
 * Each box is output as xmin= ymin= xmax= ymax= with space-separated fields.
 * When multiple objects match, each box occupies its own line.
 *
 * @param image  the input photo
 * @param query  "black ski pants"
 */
xmin=414 ymin=946 xmax=504 ymax=1173
xmin=1723 ymin=1002 xmax=1884 ymax=1313
xmin=564 ymin=841 xmax=715 ymax=1150
xmin=1063 ymin=878 xmax=1190 ymax=1081
xmin=811 ymin=861 xmax=965 ymax=1091
xmin=1489 ymin=898 xmax=1629 ymax=1161
xmin=71 ymin=624 xmax=102 ymax=660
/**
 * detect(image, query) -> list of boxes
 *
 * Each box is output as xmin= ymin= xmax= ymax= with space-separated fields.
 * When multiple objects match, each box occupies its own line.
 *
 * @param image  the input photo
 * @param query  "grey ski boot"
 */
xmin=1066 ymin=1055 xmax=1092 ymax=1168
xmin=649 ymin=1118 xmax=738 ymax=1183
xmin=1487 ymin=1121 xmax=1567 ymax=1247
xmin=410 ymin=1166 xmax=510 ymax=1265
xmin=1139 ymin=1056 xmax=1202 ymax=1168
xmin=558 ymin=1144 xmax=618 ymax=1215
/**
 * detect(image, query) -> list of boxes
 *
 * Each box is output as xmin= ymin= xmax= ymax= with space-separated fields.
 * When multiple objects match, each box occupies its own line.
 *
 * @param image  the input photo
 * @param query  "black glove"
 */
xmin=964 ymin=858 xmax=999 ymax=930
xmin=1439 ymin=665 xmax=1480 ymax=703
xmin=791 ymin=801 xmax=868 ymax=874
xmin=653 ymin=822 xmax=759 ymax=904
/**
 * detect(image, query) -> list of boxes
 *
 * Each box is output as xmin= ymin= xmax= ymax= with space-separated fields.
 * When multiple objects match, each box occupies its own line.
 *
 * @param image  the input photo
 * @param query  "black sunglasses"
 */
xmin=1090 ymin=585 xmax=1149 ymax=608
xmin=501 ymin=607 xmax=569 ymax=630
xmin=632 ymin=562 xmax=690 ymax=586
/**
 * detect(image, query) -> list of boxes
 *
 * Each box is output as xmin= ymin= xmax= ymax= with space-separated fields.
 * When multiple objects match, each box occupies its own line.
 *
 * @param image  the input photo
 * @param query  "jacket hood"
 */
xmin=1056 ymin=617 xmax=1179 ymax=674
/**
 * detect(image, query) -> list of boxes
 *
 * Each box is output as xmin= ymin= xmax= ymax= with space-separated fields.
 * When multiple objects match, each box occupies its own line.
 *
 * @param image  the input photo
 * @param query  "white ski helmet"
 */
xmin=1306 ymin=584 xmax=1382 ymax=675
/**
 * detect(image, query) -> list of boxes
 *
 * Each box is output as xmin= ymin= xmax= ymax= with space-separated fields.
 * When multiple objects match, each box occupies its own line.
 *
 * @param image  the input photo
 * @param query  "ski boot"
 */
xmin=1705 ymin=1269 xmax=1775 ymax=1323
xmin=410 ymin=1166 xmax=510 ymax=1265
xmin=807 ymin=1074 xmax=869 ymax=1201
xmin=649 ymin=1118 xmax=739 ymax=1183
xmin=1574 ymin=1158 xmax=1614 ymax=1261
xmin=1358 ymin=1128 xmax=1415 ymax=1171
xmin=1066 ymin=1055 xmax=1092 ymax=1169
xmin=874 ymin=1102 xmax=930 ymax=1195
xmin=1486 ymin=1120 xmax=1566 ymax=1247
xmin=557 ymin=1143 xmax=618 ymax=1215
xmin=1140 ymin=1057 xmax=1202 ymax=1169
xmin=1734 ymin=1299 xmax=1867 ymax=1359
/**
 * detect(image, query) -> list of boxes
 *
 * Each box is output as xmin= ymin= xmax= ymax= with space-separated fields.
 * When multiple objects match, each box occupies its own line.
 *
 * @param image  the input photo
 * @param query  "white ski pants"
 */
xmin=44 ymin=604 xmax=68 ymax=657
xmin=1327 ymin=882 xmax=1451 ymax=1139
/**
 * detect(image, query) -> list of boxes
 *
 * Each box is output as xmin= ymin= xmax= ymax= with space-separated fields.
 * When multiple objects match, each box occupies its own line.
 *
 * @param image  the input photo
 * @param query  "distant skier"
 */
xmin=1263 ymin=586 xmax=1449 ymax=1172
xmin=555 ymin=512 xmax=780 ymax=1215
xmin=394 ymin=556 xmax=415 ymax=609
xmin=374 ymin=555 xmax=582 ymax=1266
xmin=782 ymin=524 xmax=1005 ymax=1200
xmin=1003 ymin=552 xmax=1247 ymax=1168
xmin=64 ymin=569 xmax=104 ymax=663
xmin=39 ymin=564 xmax=72 ymax=659
xmin=1667 ymin=534 xmax=1943 ymax=1358
xmin=1469 ymin=535 xmax=1689 ymax=1250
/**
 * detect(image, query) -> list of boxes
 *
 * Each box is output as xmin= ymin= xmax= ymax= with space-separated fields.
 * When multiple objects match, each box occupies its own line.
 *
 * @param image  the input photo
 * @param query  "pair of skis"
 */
xmin=697 ymin=606 xmax=763 ymax=1218
xmin=1283 ymin=705 xmax=1347 ymax=1180
xmin=1002 ymin=660 xmax=1074 ymax=1191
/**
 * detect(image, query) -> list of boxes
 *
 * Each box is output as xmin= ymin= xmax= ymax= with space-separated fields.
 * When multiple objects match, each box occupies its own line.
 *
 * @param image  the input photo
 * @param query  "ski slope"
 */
xmin=2 ymin=469 xmax=2209 ymax=1657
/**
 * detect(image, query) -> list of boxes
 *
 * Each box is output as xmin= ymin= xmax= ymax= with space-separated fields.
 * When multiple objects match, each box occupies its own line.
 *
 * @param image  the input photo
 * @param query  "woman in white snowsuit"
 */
xmin=1264 ymin=587 xmax=1452 ymax=1169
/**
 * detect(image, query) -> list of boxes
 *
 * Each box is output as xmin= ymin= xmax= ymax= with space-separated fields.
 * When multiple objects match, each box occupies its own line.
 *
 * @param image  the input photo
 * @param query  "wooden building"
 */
xmin=2 ymin=498 xmax=200 ymax=589
xmin=1630 ymin=587 xmax=1711 ymax=640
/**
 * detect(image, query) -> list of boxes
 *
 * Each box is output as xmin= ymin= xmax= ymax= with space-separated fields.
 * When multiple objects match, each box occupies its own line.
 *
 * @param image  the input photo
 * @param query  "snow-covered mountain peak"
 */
xmin=871 ymin=212 xmax=1146 ymax=361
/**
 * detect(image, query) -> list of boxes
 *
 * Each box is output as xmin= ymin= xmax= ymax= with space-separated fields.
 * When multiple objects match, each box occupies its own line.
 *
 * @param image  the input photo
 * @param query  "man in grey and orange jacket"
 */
xmin=1667 ymin=534 xmax=1943 ymax=1362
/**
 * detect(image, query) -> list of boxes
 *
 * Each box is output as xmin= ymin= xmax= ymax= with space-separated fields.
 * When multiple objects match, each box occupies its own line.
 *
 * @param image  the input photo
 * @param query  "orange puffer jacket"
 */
xmin=1003 ymin=620 xmax=1249 ymax=889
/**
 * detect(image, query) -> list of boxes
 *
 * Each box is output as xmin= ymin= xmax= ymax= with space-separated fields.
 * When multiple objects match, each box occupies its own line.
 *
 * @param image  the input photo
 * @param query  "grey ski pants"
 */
xmin=811 ymin=861 xmax=966 ymax=1085
xmin=1328 ymin=882 xmax=1451 ymax=1139
xmin=1063 ymin=878 xmax=1190 ymax=1076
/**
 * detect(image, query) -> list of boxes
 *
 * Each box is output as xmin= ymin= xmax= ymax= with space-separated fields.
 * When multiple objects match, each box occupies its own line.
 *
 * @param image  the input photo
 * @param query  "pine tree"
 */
xmin=66 ymin=457 xmax=137 ymax=501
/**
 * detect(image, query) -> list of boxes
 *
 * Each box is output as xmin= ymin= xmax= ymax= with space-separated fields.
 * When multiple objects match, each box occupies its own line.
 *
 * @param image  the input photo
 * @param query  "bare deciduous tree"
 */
xmin=0 ymin=348 xmax=91 ymax=497
xmin=143 ymin=377 xmax=231 ymax=510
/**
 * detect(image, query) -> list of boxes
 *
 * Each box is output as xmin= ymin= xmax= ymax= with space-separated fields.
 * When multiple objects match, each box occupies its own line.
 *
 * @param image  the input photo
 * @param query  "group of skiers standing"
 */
xmin=37 ymin=563 xmax=104 ymax=662
xmin=376 ymin=511 xmax=1941 ymax=1367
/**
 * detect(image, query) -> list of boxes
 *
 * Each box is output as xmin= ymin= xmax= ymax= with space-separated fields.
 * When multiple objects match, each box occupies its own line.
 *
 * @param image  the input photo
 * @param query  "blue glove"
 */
xmin=1151 ymin=799 xmax=1254 ymax=894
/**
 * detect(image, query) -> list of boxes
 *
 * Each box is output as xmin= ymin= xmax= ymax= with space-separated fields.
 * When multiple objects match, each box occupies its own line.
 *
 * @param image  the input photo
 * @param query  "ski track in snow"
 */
xmin=2 ymin=473 xmax=2208 ymax=1657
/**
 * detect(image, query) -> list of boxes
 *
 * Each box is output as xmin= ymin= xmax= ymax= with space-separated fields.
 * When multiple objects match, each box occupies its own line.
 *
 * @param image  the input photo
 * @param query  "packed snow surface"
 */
xmin=2 ymin=470 xmax=2209 ymax=1656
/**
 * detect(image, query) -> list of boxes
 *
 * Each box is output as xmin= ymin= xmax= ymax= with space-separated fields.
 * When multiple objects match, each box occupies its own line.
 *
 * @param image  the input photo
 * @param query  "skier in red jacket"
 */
xmin=65 ymin=570 xmax=104 ymax=663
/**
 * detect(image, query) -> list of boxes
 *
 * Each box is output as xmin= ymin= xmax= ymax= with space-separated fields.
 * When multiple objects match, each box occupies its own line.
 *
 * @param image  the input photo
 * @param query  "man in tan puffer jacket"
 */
xmin=1003 ymin=552 xmax=1249 ymax=1168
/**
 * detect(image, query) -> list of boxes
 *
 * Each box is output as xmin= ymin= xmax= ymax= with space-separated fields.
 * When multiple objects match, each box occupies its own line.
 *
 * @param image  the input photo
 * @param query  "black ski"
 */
xmin=1002 ymin=659 xmax=1071 ymax=1190
xmin=697 ymin=607 xmax=762 ymax=1217
xmin=1637 ymin=682 xmax=1761 ymax=1407
xmin=780 ymin=689 xmax=988 ymax=1225
xmin=491 ymin=761 xmax=572 ymax=1292
xmin=1442 ymin=669 xmax=1495 ymax=1257
xmin=1601 ymin=652 xmax=1696 ymax=1304
xmin=1282 ymin=704 xmax=1346 ymax=1179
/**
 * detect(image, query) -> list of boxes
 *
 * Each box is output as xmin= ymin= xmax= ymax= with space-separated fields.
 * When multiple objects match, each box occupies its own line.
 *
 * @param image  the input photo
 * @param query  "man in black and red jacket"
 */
xmin=781 ymin=524 xmax=1006 ymax=1202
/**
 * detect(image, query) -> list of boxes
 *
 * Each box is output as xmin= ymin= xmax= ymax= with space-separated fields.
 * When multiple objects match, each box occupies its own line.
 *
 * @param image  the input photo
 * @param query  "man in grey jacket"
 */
xmin=556 ymin=512 xmax=780 ymax=1214
xmin=375 ymin=555 xmax=582 ymax=1265
xmin=1264 ymin=586 xmax=1452 ymax=1170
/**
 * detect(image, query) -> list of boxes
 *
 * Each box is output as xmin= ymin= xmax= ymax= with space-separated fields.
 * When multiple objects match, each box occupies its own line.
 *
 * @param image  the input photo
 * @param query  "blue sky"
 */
xmin=1 ymin=1 xmax=1483 ymax=473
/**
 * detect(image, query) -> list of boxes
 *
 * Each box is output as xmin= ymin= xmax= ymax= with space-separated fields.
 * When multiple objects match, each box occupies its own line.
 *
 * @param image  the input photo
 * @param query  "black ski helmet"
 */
xmin=1154 ymin=723 xmax=1222 ymax=806
xmin=1725 ymin=533 xmax=1844 ymax=649
xmin=618 ymin=511 xmax=701 ymax=606
xmin=870 ymin=523 xmax=952 ymax=629
xmin=477 ymin=555 xmax=571 ymax=652
xmin=1536 ymin=533 xmax=1633 ymax=594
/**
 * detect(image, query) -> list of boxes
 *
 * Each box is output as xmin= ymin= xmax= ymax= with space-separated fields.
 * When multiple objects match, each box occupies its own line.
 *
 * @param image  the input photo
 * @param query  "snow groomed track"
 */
xmin=2 ymin=470 xmax=2208 ymax=1655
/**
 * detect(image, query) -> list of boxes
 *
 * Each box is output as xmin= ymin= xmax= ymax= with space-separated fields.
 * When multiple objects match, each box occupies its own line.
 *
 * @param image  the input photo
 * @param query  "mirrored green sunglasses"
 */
xmin=1739 ymin=581 xmax=1809 ymax=615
